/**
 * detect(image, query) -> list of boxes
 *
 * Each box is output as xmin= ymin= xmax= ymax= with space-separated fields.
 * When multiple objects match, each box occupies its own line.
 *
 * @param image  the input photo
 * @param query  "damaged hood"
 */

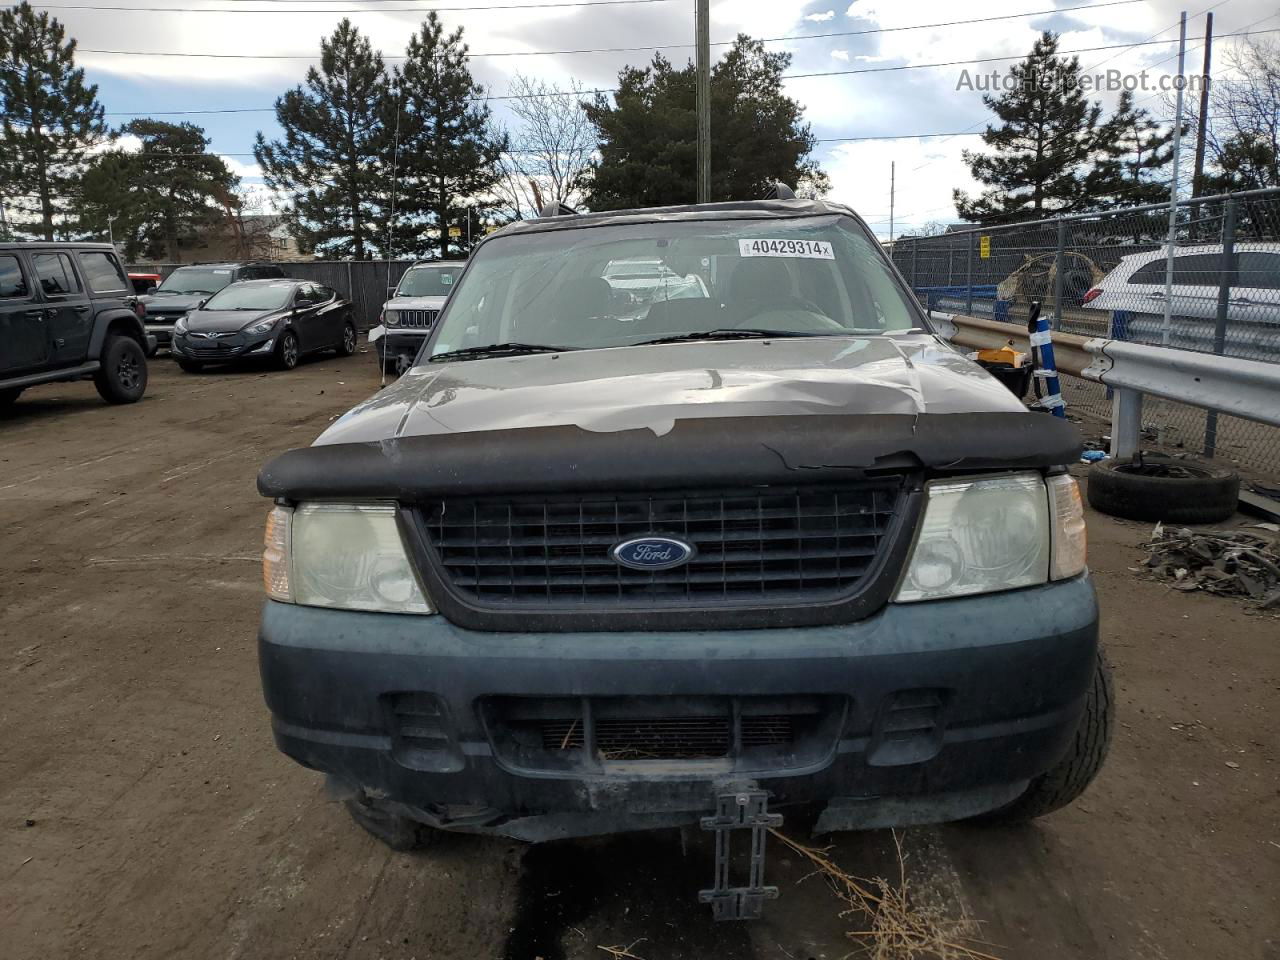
xmin=315 ymin=334 xmax=1026 ymax=445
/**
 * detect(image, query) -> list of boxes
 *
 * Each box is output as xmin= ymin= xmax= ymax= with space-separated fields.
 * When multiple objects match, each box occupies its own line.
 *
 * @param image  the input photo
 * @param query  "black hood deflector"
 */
xmin=258 ymin=412 xmax=1082 ymax=501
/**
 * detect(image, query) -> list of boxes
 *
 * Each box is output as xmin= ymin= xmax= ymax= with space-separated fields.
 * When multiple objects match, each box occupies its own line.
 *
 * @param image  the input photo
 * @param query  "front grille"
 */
xmin=395 ymin=309 xmax=438 ymax=329
xmin=418 ymin=483 xmax=901 ymax=608
xmin=484 ymin=695 xmax=842 ymax=773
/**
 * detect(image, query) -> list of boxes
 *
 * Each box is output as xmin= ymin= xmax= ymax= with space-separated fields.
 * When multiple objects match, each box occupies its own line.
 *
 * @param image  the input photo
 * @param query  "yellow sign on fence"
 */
xmin=979 ymin=236 xmax=991 ymax=259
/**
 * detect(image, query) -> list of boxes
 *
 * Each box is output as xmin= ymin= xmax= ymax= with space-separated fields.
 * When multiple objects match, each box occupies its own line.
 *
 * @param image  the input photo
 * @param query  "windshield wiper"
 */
xmin=428 ymin=342 xmax=577 ymax=363
xmin=637 ymin=328 xmax=819 ymax=346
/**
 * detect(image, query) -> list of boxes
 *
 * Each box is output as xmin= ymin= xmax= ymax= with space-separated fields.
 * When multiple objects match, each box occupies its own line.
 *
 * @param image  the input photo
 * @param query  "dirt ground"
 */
xmin=2 ymin=354 xmax=1277 ymax=960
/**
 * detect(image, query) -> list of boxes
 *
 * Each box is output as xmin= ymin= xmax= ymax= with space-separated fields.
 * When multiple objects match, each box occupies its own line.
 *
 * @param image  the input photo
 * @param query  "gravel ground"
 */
xmin=1 ymin=354 xmax=1276 ymax=960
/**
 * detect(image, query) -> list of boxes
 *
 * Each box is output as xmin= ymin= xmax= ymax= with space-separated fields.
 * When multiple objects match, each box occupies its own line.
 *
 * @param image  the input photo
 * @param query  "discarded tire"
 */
xmin=1087 ymin=454 xmax=1239 ymax=524
xmin=981 ymin=652 xmax=1114 ymax=823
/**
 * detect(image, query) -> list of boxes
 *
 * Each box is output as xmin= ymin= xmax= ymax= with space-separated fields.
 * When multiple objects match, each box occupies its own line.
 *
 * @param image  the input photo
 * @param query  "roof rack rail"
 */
xmin=763 ymin=183 xmax=796 ymax=200
xmin=537 ymin=201 xmax=578 ymax=218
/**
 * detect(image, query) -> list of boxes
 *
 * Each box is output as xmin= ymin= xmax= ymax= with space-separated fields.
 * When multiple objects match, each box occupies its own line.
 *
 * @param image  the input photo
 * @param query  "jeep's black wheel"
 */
xmin=1087 ymin=454 xmax=1239 ymax=524
xmin=344 ymin=795 xmax=432 ymax=852
xmin=94 ymin=335 xmax=148 ymax=404
xmin=0 ymin=387 xmax=23 ymax=408
xmin=276 ymin=330 xmax=300 ymax=370
xmin=981 ymin=652 xmax=1114 ymax=823
xmin=178 ymin=360 xmax=204 ymax=373
xmin=338 ymin=321 xmax=357 ymax=356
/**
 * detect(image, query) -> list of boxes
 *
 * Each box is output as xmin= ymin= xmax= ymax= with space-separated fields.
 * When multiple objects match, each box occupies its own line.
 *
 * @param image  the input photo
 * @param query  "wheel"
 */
xmin=338 ymin=321 xmax=357 ymax=357
xmin=0 ymin=387 xmax=23 ymax=408
xmin=93 ymin=335 xmax=148 ymax=404
xmin=178 ymin=360 xmax=204 ymax=373
xmin=982 ymin=652 xmax=1114 ymax=822
xmin=145 ymin=342 xmax=159 ymax=359
xmin=1087 ymin=454 xmax=1239 ymax=524
xmin=276 ymin=329 xmax=300 ymax=370
xmin=344 ymin=795 xmax=431 ymax=852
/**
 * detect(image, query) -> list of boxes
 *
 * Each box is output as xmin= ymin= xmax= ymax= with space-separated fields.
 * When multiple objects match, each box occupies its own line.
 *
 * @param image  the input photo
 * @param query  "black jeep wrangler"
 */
xmin=0 ymin=243 xmax=153 ymax=409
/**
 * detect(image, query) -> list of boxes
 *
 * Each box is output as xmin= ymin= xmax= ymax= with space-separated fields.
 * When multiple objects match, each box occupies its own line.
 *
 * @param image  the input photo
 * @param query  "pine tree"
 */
xmin=583 ymin=36 xmax=826 ymax=210
xmin=390 ymin=12 xmax=506 ymax=259
xmin=254 ymin=19 xmax=390 ymax=259
xmin=1084 ymin=91 xmax=1176 ymax=207
xmin=954 ymin=32 xmax=1100 ymax=223
xmin=81 ymin=120 xmax=239 ymax=260
xmin=0 ymin=1 xmax=105 ymax=240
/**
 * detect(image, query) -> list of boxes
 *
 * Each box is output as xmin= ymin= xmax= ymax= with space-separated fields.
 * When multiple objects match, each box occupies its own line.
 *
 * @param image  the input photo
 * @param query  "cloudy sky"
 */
xmin=58 ymin=0 xmax=1280 ymax=237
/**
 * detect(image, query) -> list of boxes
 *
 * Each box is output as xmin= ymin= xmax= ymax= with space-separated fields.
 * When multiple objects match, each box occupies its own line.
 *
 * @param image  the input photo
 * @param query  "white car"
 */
xmin=1080 ymin=242 xmax=1280 ymax=360
xmin=368 ymin=260 xmax=465 ymax=374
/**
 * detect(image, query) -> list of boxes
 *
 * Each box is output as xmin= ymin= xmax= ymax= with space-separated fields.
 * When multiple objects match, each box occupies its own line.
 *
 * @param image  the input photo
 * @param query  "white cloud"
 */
xmin=805 ymin=11 xmax=836 ymax=23
xmin=822 ymin=136 xmax=980 ymax=238
xmin=830 ymin=49 xmax=850 ymax=62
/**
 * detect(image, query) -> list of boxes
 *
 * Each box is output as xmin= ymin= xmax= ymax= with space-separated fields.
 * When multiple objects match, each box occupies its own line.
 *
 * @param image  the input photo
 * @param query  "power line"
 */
xmin=75 ymin=0 xmax=1146 ymax=56
xmin=40 ymin=0 xmax=674 ymax=11
xmin=783 ymin=29 xmax=1280 ymax=81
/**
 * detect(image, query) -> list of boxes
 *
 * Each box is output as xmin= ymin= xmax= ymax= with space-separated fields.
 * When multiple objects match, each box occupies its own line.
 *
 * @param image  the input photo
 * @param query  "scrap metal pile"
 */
xmin=1142 ymin=524 xmax=1280 ymax=608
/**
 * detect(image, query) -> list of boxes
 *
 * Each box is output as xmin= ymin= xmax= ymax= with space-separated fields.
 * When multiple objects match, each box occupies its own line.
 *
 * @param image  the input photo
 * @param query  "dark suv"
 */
xmin=255 ymin=198 xmax=1109 ymax=896
xmin=0 ymin=242 xmax=152 ymax=409
xmin=140 ymin=262 xmax=286 ymax=353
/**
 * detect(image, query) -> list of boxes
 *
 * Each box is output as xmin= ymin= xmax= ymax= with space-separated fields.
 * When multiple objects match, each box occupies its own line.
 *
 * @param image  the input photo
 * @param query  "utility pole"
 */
xmin=888 ymin=161 xmax=896 ymax=250
xmin=1191 ymin=12 xmax=1213 ymax=199
xmin=1160 ymin=11 xmax=1188 ymax=348
xmin=107 ymin=214 xmax=117 ymax=248
xmin=695 ymin=0 xmax=711 ymax=203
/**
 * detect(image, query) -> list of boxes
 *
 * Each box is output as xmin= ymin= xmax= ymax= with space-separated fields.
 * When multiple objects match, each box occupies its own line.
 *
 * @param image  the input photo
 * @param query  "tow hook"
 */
xmin=698 ymin=786 xmax=783 ymax=920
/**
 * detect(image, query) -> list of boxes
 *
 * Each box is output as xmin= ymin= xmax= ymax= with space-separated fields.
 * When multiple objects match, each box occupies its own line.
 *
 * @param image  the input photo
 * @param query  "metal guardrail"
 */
xmin=934 ymin=312 xmax=1280 ymax=459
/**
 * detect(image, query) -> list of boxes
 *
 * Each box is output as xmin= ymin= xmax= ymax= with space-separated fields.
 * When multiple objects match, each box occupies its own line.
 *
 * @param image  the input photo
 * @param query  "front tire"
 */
xmin=982 ymin=652 xmax=1114 ymax=822
xmin=0 ymin=387 xmax=23 ymax=408
xmin=344 ymin=795 xmax=432 ymax=852
xmin=94 ymin=335 xmax=148 ymax=404
xmin=276 ymin=329 xmax=300 ymax=371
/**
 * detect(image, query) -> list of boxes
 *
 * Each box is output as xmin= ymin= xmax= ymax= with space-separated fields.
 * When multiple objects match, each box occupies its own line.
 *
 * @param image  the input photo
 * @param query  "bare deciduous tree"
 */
xmin=492 ymin=74 xmax=596 ymax=219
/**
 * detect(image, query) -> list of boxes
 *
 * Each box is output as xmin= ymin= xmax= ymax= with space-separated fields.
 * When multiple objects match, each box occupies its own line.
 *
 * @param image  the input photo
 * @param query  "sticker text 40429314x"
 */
xmin=738 ymin=239 xmax=835 ymax=260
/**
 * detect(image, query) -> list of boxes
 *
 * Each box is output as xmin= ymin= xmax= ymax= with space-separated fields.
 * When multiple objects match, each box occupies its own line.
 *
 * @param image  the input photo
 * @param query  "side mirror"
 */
xmin=197 ymin=298 xmax=208 ymax=310
xmin=146 ymin=285 xmax=158 ymax=295
xmin=387 ymin=285 xmax=398 ymax=297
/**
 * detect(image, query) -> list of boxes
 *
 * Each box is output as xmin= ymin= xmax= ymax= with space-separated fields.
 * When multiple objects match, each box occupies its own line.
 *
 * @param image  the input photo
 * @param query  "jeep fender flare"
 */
xmin=88 ymin=309 xmax=147 ymax=359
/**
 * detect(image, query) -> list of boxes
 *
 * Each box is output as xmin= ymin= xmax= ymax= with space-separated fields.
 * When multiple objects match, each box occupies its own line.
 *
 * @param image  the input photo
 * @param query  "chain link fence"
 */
xmin=891 ymin=188 xmax=1280 ymax=481
xmin=126 ymin=260 xmax=421 ymax=330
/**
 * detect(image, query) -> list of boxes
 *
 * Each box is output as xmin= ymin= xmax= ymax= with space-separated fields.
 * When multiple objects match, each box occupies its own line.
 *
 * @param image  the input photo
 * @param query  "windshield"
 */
xmin=429 ymin=215 xmax=922 ymax=359
xmin=397 ymin=265 xmax=463 ymax=298
xmin=156 ymin=267 xmax=237 ymax=296
xmin=203 ymin=281 xmax=294 ymax=311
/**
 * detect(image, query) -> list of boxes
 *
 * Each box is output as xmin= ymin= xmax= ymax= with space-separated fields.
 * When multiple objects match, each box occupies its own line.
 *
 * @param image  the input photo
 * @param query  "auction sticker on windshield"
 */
xmin=738 ymin=239 xmax=834 ymax=259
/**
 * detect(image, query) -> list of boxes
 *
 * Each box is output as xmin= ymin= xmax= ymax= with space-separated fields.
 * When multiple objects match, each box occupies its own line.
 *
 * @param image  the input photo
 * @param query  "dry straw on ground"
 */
xmin=770 ymin=829 xmax=1001 ymax=960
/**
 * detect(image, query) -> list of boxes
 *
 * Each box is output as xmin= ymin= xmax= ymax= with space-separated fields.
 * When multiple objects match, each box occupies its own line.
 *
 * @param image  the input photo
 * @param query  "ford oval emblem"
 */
xmin=610 ymin=535 xmax=696 ymax=571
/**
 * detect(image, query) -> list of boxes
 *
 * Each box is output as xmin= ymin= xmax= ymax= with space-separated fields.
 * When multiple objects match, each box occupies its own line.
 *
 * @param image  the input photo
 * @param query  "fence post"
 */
xmin=911 ymin=239 xmax=918 ymax=291
xmin=346 ymin=260 xmax=355 ymax=302
xmin=1053 ymin=219 xmax=1066 ymax=332
xmin=965 ymin=231 xmax=974 ymax=316
xmin=1203 ymin=196 xmax=1237 ymax=458
xmin=1110 ymin=388 xmax=1144 ymax=461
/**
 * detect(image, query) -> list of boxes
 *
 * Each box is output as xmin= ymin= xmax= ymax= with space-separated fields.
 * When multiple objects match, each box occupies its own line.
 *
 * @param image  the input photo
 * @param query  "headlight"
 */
xmin=246 ymin=315 xmax=281 ymax=336
xmin=895 ymin=473 xmax=1050 ymax=602
xmin=261 ymin=503 xmax=434 ymax=614
xmin=174 ymin=315 xmax=189 ymax=333
xmin=384 ymin=309 xmax=400 ymax=327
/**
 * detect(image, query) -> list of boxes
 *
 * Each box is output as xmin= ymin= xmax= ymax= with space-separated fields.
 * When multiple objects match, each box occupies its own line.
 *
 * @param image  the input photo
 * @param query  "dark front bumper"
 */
xmin=259 ymin=577 xmax=1099 ymax=840
xmin=172 ymin=331 xmax=272 ymax=361
xmin=145 ymin=322 xmax=177 ymax=346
